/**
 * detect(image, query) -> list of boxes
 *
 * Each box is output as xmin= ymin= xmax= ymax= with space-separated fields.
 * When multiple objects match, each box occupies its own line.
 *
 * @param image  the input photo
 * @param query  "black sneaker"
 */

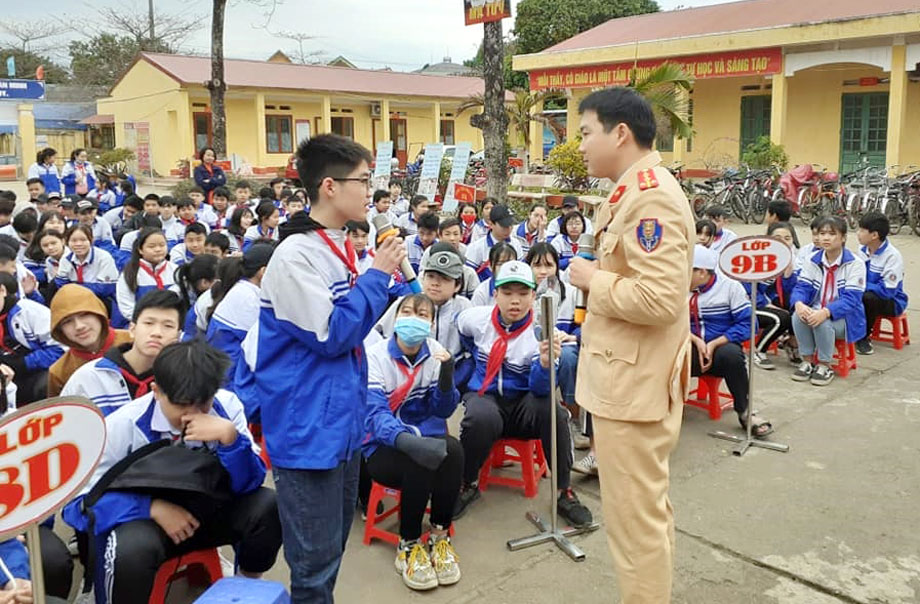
xmin=452 ymin=483 xmax=481 ymax=520
xmin=557 ymin=489 xmax=593 ymax=528
xmin=856 ymin=339 xmax=874 ymax=355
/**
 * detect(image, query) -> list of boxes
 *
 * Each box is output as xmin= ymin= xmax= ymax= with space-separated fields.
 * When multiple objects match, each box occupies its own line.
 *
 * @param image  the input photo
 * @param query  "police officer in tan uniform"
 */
xmin=569 ymin=88 xmax=695 ymax=604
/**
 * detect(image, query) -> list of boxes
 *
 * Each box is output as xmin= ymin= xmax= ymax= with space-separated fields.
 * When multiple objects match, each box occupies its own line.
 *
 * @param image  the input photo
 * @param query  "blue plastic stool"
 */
xmin=194 ymin=577 xmax=290 ymax=604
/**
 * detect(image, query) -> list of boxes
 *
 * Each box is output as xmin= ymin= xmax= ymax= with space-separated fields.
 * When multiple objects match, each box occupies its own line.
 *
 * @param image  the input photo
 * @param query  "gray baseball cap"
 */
xmin=424 ymin=248 xmax=463 ymax=280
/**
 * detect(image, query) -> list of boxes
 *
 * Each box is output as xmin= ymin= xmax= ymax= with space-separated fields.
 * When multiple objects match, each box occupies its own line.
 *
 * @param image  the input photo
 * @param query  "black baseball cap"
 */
xmin=562 ymin=196 xmax=579 ymax=208
xmin=489 ymin=204 xmax=516 ymax=228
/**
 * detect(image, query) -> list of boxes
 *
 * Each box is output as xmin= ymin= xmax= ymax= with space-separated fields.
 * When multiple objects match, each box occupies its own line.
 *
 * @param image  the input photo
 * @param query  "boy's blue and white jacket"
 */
xmin=54 ymin=248 xmax=118 ymax=300
xmin=3 ymin=299 xmax=65 ymax=371
xmin=168 ymin=243 xmax=196 ymax=266
xmin=689 ymin=273 xmax=755 ymax=344
xmin=465 ymin=233 xmax=523 ymax=282
xmin=115 ymin=259 xmax=179 ymax=324
xmin=858 ymin=240 xmax=908 ymax=316
xmin=62 ymin=390 xmax=264 ymax=536
xmin=208 ymin=279 xmax=260 ymax=378
xmin=237 ymin=228 xmax=391 ymax=469
xmin=394 ymin=212 xmax=419 ymax=236
xmin=87 ymin=187 xmax=117 ymax=213
xmin=456 ymin=306 xmax=551 ymax=399
xmin=790 ymin=248 xmax=867 ymax=342
xmin=363 ymin=336 xmax=460 ymax=457
xmin=60 ymin=355 xmax=134 ymax=416
xmin=90 ymin=219 xmax=117 ymax=255
xmin=405 ymin=235 xmax=435 ymax=275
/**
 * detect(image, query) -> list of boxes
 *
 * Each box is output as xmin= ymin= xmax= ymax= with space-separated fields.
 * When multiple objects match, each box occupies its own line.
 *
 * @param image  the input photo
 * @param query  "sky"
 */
xmin=3 ymin=0 xmax=734 ymax=72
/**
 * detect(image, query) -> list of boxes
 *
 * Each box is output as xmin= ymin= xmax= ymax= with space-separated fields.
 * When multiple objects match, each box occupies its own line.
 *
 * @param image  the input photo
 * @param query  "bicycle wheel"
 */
xmin=909 ymin=194 xmax=920 ymax=236
xmin=798 ymin=189 xmax=817 ymax=225
xmin=749 ymin=189 xmax=767 ymax=224
xmin=689 ymin=190 xmax=711 ymax=219
xmin=882 ymin=195 xmax=903 ymax=235
xmin=730 ymin=191 xmax=749 ymax=224
xmin=846 ymin=192 xmax=863 ymax=230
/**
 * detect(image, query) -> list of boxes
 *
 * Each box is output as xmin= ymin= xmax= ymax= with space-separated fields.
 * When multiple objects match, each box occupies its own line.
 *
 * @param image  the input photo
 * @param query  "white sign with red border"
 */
xmin=0 ymin=398 xmax=106 ymax=541
xmin=718 ymin=236 xmax=794 ymax=283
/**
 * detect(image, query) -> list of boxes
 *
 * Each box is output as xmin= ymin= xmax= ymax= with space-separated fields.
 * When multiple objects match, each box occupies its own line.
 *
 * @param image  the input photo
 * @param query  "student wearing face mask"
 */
xmin=363 ymin=294 xmax=463 ymax=592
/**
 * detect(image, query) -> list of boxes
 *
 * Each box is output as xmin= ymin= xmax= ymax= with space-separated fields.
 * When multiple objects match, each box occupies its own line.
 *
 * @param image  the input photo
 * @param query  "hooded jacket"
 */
xmin=47 ymin=284 xmax=132 ymax=397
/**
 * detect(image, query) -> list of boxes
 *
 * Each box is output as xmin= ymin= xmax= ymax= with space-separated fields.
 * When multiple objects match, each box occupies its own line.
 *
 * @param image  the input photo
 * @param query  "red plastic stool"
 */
xmin=362 ymin=482 xmax=454 ymax=547
xmin=871 ymin=314 xmax=910 ymax=350
xmin=149 ymin=548 xmax=223 ymax=604
xmin=685 ymin=375 xmax=734 ymax=420
xmin=248 ymin=424 xmax=271 ymax=470
xmin=478 ymin=438 xmax=547 ymax=498
xmin=813 ymin=340 xmax=857 ymax=377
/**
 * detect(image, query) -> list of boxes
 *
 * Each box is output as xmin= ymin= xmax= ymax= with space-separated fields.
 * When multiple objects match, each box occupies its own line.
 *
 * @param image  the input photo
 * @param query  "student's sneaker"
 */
xmin=753 ymin=350 xmax=775 ymax=370
xmin=810 ymin=364 xmax=835 ymax=386
xmin=452 ymin=483 xmax=481 ymax=520
xmin=557 ymin=489 xmax=593 ymax=528
xmin=856 ymin=339 xmax=874 ymax=355
xmin=569 ymin=418 xmax=591 ymax=450
xmin=572 ymin=452 xmax=598 ymax=476
xmin=219 ymin=551 xmax=235 ymax=577
xmin=428 ymin=532 xmax=461 ymax=586
xmin=791 ymin=361 xmax=814 ymax=382
xmin=395 ymin=540 xmax=438 ymax=591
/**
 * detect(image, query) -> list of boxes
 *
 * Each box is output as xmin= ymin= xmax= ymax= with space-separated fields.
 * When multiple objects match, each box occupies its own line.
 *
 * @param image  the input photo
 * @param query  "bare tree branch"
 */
xmin=275 ymin=30 xmax=325 ymax=64
xmin=0 ymin=20 xmax=69 ymax=53
xmin=95 ymin=6 xmax=202 ymax=51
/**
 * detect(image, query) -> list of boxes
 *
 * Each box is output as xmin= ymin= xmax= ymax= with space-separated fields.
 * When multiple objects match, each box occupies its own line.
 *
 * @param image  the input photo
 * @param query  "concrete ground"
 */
xmin=4 ymin=169 xmax=913 ymax=604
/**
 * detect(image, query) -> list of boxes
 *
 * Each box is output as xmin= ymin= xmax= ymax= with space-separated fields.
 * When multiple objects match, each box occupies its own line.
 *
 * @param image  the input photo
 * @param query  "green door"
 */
xmin=840 ymin=93 xmax=888 ymax=174
xmin=740 ymin=95 xmax=771 ymax=158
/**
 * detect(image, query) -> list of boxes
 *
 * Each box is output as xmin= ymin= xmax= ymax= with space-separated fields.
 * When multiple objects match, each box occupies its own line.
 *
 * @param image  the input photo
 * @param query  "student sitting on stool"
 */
xmin=855 ymin=211 xmax=908 ymax=355
xmin=790 ymin=216 xmax=866 ymax=386
xmin=364 ymin=294 xmax=463 ymax=592
xmin=452 ymin=261 xmax=593 ymax=528
xmin=689 ymin=245 xmax=773 ymax=436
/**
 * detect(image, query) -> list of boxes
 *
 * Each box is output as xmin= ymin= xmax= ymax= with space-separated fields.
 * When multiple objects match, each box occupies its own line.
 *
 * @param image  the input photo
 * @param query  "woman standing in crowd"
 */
xmin=60 ymin=148 xmax=98 ymax=197
xmin=193 ymin=147 xmax=228 ymax=204
xmin=28 ymin=147 xmax=61 ymax=195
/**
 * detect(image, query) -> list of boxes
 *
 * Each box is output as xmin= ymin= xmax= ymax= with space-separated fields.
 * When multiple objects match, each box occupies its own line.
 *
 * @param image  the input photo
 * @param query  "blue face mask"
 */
xmin=394 ymin=317 xmax=431 ymax=346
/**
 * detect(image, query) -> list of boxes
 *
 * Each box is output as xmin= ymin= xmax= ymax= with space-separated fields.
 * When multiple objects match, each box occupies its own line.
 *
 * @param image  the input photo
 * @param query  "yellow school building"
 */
xmin=514 ymin=0 xmax=920 ymax=175
xmin=94 ymin=52 xmax=493 ymax=177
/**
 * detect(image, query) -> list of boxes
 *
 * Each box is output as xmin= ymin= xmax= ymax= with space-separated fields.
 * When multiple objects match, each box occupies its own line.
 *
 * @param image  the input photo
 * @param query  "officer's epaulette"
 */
xmin=637 ymin=168 xmax=659 ymax=191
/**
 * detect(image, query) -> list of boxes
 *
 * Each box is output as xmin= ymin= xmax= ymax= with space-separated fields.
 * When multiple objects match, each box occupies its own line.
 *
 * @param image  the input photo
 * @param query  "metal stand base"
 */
xmin=708 ymin=430 xmax=790 ymax=456
xmin=507 ymin=511 xmax=600 ymax=561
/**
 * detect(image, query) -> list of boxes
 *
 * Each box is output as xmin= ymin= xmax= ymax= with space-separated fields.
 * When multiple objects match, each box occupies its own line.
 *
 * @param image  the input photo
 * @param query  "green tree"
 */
xmin=69 ymin=34 xmax=153 ymax=87
xmin=628 ymin=62 xmax=693 ymax=140
xmin=514 ymin=0 xmax=660 ymax=55
xmin=0 ymin=47 xmax=69 ymax=83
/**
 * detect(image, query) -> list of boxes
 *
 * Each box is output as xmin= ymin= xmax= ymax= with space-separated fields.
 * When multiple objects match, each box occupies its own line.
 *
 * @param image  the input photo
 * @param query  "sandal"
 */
xmin=739 ymin=414 xmax=774 ymax=438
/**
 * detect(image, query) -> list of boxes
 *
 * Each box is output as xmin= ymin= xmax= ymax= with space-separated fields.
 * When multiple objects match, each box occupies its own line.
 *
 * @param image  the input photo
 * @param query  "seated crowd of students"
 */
xmin=0 ymin=164 xmax=907 ymax=600
xmin=693 ymin=200 xmax=908 ymax=402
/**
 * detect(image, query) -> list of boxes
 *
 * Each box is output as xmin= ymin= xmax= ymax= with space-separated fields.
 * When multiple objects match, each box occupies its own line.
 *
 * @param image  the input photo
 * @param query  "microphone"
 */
xmin=371 ymin=214 xmax=422 ymax=294
xmin=573 ymin=233 xmax=596 ymax=326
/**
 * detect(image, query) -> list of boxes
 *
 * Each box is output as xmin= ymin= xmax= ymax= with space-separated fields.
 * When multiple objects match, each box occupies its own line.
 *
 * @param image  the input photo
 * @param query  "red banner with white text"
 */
xmin=530 ymin=48 xmax=782 ymax=91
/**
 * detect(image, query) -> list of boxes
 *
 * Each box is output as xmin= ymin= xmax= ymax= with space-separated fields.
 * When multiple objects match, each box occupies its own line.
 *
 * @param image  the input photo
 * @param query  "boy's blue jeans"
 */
xmin=273 ymin=454 xmax=360 ymax=604
xmin=557 ymin=344 xmax=579 ymax=405
xmin=791 ymin=313 xmax=847 ymax=364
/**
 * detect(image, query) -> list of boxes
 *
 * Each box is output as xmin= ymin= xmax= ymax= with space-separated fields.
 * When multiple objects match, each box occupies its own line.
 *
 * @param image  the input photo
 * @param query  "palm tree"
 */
xmin=458 ymin=89 xmax=564 ymax=168
xmin=628 ymin=62 xmax=694 ymax=140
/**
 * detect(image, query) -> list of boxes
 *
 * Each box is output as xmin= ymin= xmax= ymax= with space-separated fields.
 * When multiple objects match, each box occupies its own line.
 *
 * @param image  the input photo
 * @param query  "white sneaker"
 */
xmin=428 ymin=533 xmax=461 ymax=586
xmin=572 ymin=452 xmax=598 ymax=476
xmin=395 ymin=540 xmax=438 ymax=591
xmin=753 ymin=350 xmax=775 ymax=370
xmin=569 ymin=419 xmax=591 ymax=450
xmin=219 ymin=551 xmax=235 ymax=577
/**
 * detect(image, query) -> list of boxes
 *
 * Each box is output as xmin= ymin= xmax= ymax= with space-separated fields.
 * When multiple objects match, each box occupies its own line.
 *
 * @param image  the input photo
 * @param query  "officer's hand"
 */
xmin=568 ymin=257 xmax=598 ymax=291
xmin=151 ymin=499 xmax=200 ymax=545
